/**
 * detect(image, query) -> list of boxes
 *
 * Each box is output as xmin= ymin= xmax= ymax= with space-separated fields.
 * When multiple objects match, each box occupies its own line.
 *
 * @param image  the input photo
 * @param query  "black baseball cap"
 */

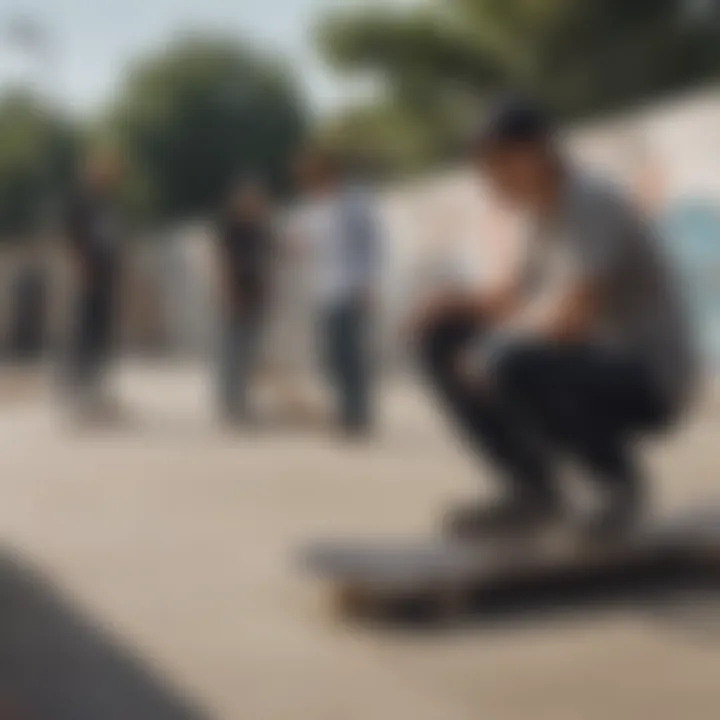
xmin=469 ymin=95 xmax=554 ymax=157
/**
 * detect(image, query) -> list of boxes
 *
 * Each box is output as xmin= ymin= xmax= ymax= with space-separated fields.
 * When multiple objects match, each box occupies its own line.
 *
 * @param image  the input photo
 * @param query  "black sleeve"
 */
xmin=63 ymin=195 xmax=87 ymax=255
xmin=214 ymin=215 xmax=236 ymax=291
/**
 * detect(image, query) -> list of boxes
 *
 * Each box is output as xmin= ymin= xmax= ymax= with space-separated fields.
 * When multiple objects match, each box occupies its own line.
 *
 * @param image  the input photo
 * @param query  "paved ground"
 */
xmin=1 ymin=363 xmax=720 ymax=719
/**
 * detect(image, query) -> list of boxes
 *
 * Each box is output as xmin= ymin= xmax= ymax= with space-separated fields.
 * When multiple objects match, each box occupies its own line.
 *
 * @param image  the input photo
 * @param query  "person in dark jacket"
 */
xmin=215 ymin=179 xmax=274 ymax=425
xmin=63 ymin=148 xmax=125 ymax=419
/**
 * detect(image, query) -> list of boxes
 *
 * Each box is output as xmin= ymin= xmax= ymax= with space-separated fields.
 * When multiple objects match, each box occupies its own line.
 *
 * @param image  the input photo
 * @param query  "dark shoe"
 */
xmin=222 ymin=410 xmax=261 ymax=431
xmin=443 ymin=496 xmax=564 ymax=542
xmin=580 ymin=483 xmax=646 ymax=544
xmin=337 ymin=421 xmax=373 ymax=442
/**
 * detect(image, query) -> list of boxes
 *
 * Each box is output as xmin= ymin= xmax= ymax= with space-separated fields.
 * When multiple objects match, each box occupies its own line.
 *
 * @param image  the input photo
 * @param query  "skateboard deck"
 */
xmin=299 ymin=509 xmax=720 ymax=621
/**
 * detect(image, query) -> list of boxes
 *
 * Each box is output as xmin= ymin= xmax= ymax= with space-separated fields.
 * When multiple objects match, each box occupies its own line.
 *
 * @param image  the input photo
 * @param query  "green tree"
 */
xmin=0 ymin=89 xmax=79 ymax=240
xmin=109 ymin=34 xmax=308 ymax=222
xmin=316 ymin=0 xmax=720 ymax=172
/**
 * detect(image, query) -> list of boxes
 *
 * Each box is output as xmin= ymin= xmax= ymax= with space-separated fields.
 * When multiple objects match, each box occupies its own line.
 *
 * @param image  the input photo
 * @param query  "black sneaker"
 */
xmin=580 ymin=483 xmax=646 ymax=544
xmin=443 ymin=496 xmax=564 ymax=542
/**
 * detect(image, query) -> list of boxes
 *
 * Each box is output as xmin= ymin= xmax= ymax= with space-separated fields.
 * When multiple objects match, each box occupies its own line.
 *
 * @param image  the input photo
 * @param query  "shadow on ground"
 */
xmin=0 ymin=550 xmax=212 ymax=720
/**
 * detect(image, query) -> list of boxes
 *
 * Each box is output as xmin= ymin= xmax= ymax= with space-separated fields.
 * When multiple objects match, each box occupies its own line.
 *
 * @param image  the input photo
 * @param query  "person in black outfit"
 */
xmin=63 ymin=149 xmax=125 ymax=417
xmin=215 ymin=179 xmax=274 ymax=424
xmin=9 ymin=242 xmax=47 ymax=361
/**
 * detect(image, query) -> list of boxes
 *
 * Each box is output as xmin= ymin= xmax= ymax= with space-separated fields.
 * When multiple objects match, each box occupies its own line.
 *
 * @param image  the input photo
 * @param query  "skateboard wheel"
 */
xmin=434 ymin=585 xmax=468 ymax=622
xmin=333 ymin=584 xmax=374 ymax=618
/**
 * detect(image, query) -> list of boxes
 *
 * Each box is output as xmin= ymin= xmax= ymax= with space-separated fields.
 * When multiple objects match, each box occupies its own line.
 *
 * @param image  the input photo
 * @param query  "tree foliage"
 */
xmin=0 ymin=90 xmax=79 ymax=239
xmin=316 ymin=0 xmax=720 ymax=172
xmin=110 ymin=34 xmax=308 ymax=221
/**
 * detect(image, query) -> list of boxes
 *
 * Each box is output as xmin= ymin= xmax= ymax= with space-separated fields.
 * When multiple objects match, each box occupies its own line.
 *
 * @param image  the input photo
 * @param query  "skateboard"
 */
xmin=298 ymin=508 xmax=720 ymax=622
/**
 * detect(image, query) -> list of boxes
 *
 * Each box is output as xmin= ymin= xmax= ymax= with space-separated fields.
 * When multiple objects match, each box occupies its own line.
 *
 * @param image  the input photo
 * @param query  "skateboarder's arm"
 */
xmin=483 ymin=188 xmax=634 ymax=346
xmin=502 ymin=279 xmax=598 ymax=342
xmin=410 ymin=267 xmax=524 ymax=335
xmin=475 ymin=272 xmax=527 ymax=323
xmin=456 ymin=280 xmax=598 ymax=385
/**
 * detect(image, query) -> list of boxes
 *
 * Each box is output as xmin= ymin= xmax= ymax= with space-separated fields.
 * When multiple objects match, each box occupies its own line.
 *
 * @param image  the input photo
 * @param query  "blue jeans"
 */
xmin=218 ymin=313 xmax=263 ymax=421
xmin=322 ymin=300 xmax=373 ymax=432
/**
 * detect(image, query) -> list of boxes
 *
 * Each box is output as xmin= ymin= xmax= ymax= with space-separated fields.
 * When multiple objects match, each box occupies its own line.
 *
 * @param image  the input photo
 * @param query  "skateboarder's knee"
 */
xmin=418 ymin=314 xmax=482 ymax=376
xmin=494 ymin=342 xmax=548 ymax=398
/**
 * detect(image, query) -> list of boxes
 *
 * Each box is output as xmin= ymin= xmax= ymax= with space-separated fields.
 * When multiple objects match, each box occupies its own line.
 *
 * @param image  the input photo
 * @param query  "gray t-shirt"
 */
xmin=524 ymin=172 xmax=698 ymax=415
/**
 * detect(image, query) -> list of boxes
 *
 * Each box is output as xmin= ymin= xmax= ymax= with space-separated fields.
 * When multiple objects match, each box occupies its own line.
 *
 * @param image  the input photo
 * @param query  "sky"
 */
xmin=0 ymin=0 xmax=399 ymax=116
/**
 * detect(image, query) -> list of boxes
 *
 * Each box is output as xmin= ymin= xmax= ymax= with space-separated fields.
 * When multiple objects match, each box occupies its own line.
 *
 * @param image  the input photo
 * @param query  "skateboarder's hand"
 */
xmin=455 ymin=348 xmax=488 ymax=387
xmin=407 ymin=293 xmax=466 ymax=337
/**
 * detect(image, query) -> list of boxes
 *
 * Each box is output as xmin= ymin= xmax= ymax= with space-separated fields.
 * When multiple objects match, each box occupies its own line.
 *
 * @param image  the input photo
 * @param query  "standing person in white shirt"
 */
xmin=294 ymin=149 xmax=382 ymax=438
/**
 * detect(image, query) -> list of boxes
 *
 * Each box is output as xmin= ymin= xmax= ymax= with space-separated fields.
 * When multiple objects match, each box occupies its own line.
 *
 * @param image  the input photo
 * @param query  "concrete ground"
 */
xmin=1 ymin=363 xmax=720 ymax=719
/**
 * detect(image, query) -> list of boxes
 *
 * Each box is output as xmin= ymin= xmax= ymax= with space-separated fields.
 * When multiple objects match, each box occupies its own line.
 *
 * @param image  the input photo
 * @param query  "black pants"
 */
xmin=322 ymin=300 xmax=373 ymax=432
xmin=68 ymin=279 xmax=117 ymax=391
xmin=419 ymin=313 xmax=671 ymax=506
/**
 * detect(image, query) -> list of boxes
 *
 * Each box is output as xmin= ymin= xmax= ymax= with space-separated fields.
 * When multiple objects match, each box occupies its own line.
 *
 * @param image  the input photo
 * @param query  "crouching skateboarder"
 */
xmin=414 ymin=99 xmax=698 ymax=542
